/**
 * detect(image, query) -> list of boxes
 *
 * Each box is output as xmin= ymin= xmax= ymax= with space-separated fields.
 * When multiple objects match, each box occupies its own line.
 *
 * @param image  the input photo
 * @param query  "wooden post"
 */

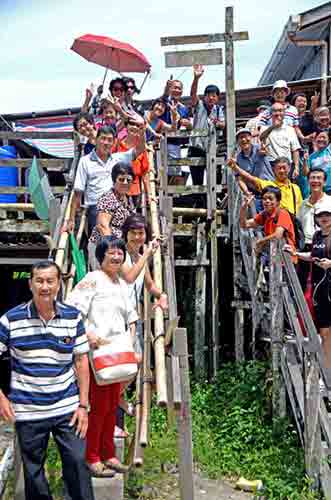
xmin=194 ymin=223 xmax=207 ymax=379
xmin=206 ymin=126 xmax=220 ymax=376
xmin=140 ymin=288 xmax=153 ymax=447
xmin=173 ymin=328 xmax=194 ymax=500
xmin=232 ymin=189 xmax=245 ymax=361
xmin=269 ymin=240 xmax=286 ymax=421
xmin=147 ymin=153 xmax=168 ymax=407
xmin=133 ymin=369 xmax=144 ymax=466
xmin=303 ymin=345 xmax=321 ymax=491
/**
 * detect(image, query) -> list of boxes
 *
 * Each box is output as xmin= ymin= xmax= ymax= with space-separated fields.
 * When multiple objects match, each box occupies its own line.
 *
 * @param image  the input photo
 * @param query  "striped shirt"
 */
xmin=259 ymin=104 xmax=299 ymax=128
xmin=0 ymin=301 xmax=89 ymax=422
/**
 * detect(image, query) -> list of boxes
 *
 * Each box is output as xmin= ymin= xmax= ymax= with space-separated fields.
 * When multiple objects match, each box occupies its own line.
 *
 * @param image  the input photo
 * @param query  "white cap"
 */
xmin=272 ymin=80 xmax=290 ymax=94
xmin=315 ymin=199 xmax=331 ymax=216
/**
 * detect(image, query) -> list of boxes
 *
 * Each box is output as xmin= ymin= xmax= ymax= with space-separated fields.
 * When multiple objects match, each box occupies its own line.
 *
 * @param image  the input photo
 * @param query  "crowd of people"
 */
xmin=0 ymin=66 xmax=331 ymax=499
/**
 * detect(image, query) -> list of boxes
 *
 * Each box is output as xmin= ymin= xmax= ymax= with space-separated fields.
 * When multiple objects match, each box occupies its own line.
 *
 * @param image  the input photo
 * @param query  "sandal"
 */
xmin=104 ymin=458 xmax=130 ymax=474
xmin=87 ymin=461 xmax=115 ymax=478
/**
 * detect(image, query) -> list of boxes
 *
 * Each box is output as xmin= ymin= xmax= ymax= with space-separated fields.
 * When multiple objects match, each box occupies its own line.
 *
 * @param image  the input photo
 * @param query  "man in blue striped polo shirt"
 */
xmin=0 ymin=260 xmax=94 ymax=500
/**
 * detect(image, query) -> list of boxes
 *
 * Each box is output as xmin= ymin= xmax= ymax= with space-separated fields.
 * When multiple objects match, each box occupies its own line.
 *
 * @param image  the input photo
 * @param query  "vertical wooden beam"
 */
xmin=303 ymin=346 xmax=321 ymax=490
xmin=140 ymin=289 xmax=153 ymax=447
xmin=269 ymin=240 xmax=286 ymax=421
xmin=173 ymin=328 xmax=195 ymax=500
xmin=206 ymin=127 xmax=220 ymax=377
xmin=225 ymin=6 xmax=237 ymax=229
xmin=194 ymin=223 xmax=207 ymax=379
xmin=232 ymin=189 xmax=245 ymax=361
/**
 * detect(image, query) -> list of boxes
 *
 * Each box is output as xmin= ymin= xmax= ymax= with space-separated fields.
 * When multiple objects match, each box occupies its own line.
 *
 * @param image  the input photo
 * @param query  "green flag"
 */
xmin=28 ymin=156 xmax=55 ymax=220
xmin=69 ymin=233 xmax=87 ymax=284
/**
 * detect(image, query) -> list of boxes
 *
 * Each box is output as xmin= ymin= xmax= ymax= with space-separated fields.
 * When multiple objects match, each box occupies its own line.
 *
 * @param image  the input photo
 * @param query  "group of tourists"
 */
xmin=230 ymin=79 xmax=331 ymax=390
xmin=0 ymin=63 xmax=331 ymax=499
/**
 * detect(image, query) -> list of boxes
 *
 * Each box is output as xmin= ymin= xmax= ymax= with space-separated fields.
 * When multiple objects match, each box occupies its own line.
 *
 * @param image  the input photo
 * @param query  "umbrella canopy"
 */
xmin=71 ymin=34 xmax=151 ymax=73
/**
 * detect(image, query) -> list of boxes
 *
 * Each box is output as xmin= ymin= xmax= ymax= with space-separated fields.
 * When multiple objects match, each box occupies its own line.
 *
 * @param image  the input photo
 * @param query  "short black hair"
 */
xmin=111 ymin=161 xmax=134 ymax=183
xmin=261 ymin=185 xmax=282 ymax=202
xmin=73 ymin=112 xmax=95 ymax=132
xmin=273 ymin=156 xmax=291 ymax=168
xmin=122 ymin=214 xmax=149 ymax=242
xmin=204 ymin=84 xmax=220 ymax=97
xmin=308 ymin=167 xmax=327 ymax=181
xmin=150 ymin=98 xmax=167 ymax=111
xmin=109 ymin=77 xmax=127 ymax=93
xmin=31 ymin=260 xmax=61 ymax=280
xmin=95 ymin=236 xmax=126 ymax=265
xmin=96 ymin=125 xmax=117 ymax=138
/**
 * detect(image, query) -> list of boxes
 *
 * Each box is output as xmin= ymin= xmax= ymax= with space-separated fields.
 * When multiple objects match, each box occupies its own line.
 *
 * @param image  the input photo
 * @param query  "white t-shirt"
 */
xmin=125 ymin=252 xmax=145 ymax=313
xmin=298 ymin=194 xmax=331 ymax=245
xmin=67 ymin=270 xmax=138 ymax=340
xmin=264 ymin=124 xmax=301 ymax=162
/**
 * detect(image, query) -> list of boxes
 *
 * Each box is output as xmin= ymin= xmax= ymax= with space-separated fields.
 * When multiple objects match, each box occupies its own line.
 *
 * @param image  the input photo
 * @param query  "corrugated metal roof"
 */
xmin=259 ymin=2 xmax=331 ymax=85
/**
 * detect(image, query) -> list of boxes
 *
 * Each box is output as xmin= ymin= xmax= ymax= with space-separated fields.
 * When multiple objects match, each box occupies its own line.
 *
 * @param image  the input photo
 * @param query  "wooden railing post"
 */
xmin=303 ymin=344 xmax=321 ymax=491
xmin=269 ymin=239 xmax=286 ymax=422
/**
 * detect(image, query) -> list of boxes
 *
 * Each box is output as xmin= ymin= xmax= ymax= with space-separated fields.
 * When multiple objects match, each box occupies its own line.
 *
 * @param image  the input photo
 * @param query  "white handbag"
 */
xmin=89 ymin=332 xmax=138 ymax=385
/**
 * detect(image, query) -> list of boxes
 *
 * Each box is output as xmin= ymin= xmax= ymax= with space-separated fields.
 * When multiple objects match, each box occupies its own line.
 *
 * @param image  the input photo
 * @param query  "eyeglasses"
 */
xmin=117 ymin=176 xmax=133 ymax=184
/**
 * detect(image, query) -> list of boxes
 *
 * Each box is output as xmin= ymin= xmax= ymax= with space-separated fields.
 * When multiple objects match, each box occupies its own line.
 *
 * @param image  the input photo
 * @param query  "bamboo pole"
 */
xmin=140 ymin=288 xmax=153 ymax=447
xmin=0 ymin=203 xmax=34 ymax=211
xmin=147 ymin=150 xmax=168 ymax=407
xmin=173 ymin=207 xmax=225 ymax=217
xmin=55 ymin=192 xmax=74 ymax=270
xmin=133 ymin=369 xmax=144 ymax=467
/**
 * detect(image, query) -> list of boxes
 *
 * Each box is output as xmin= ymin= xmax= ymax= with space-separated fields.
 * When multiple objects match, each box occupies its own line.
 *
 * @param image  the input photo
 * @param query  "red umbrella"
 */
xmin=71 ymin=34 xmax=151 ymax=74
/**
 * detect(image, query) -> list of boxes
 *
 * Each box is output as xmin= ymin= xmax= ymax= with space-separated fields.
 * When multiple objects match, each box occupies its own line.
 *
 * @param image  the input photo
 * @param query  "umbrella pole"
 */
xmin=102 ymin=68 xmax=108 ymax=86
xmin=139 ymin=71 xmax=150 ymax=94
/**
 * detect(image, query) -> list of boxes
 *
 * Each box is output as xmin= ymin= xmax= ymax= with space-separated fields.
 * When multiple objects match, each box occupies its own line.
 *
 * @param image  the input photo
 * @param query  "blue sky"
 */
xmin=0 ymin=0 xmax=326 ymax=114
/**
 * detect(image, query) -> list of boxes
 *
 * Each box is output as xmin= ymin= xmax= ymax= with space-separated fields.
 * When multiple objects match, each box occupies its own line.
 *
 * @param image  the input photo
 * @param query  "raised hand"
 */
xmin=193 ymin=64 xmax=204 ymax=79
xmin=242 ymin=193 xmax=255 ymax=208
xmin=311 ymin=91 xmax=320 ymax=107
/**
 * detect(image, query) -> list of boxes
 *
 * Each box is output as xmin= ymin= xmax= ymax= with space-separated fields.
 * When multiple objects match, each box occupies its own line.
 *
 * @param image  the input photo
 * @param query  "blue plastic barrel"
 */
xmin=0 ymin=145 xmax=18 ymax=202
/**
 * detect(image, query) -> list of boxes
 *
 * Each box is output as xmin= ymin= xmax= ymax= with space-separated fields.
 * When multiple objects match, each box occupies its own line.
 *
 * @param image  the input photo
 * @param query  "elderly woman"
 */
xmin=67 ymin=236 xmax=138 ymax=477
xmin=88 ymin=162 xmax=135 ymax=270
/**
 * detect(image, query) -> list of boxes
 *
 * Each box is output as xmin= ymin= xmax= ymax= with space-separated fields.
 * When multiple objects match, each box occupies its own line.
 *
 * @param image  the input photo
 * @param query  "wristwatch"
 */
xmin=79 ymin=403 xmax=90 ymax=412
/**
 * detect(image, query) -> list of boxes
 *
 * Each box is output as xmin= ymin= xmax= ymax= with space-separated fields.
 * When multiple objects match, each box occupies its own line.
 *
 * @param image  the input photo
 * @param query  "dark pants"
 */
xmin=87 ymin=205 xmax=97 ymax=238
xmin=187 ymin=146 xmax=206 ymax=186
xmin=15 ymin=413 xmax=95 ymax=500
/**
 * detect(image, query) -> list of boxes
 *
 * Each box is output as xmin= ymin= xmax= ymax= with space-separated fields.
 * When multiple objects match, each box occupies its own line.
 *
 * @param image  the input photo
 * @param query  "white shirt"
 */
xmin=298 ymin=193 xmax=331 ymax=244
xmin=74 ymin=149 xmax=134 ymax=206
xmin=125 ymin=252 xmax=145 ymax=312
xmin=66 ymin=270 xmax=138 ymax=340
xmin=264 ymin=124 xmax=301 ymax=162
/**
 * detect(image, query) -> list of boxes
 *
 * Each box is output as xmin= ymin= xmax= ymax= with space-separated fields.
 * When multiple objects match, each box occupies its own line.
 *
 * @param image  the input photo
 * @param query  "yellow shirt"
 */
xmin=255 ymin=178 xmax=303 ymax=215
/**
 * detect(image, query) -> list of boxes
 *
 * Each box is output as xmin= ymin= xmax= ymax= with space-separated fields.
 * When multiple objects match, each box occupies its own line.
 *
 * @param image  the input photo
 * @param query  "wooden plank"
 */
xmin=194 ymin=223 xmax=207 ymax=379
xmin=207 ymin=127 xmax=220 ymax=376
xmin=0 ymin=258 xmax=46 ymax=265
xmin=0 ymin=131 xmax=73 ymax=140
xmin=0 ymin=220 xmax=49 ymax=233
xmin=173 ymin=328 xmax=194 ymax=500
xmin=165 ymin=48 xmax=223 ymax=68
xmin=160 ymin=32 xmax=249 ymax=46
xmin=303 ymin=350 xmax=321 ymax=489
xmin=0 ymin=159 xmax=67 ymax=171
xmin=0 ymin=186 xmax=65 ymax=194
xmin=175 ymin=258 xmax=209 ymax=266
xmin=166 ymin=128 xmax=208 ymax=138
xmin=280 ymin=353 xmax=304 ymax=446
xmin=232 ymin=189 xmax=245 ymax=361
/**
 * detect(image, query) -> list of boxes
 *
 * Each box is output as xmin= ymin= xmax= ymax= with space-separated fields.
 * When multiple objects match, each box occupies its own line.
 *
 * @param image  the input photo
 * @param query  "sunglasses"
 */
xmin=117 ymin=175 xmax=133 ymax=184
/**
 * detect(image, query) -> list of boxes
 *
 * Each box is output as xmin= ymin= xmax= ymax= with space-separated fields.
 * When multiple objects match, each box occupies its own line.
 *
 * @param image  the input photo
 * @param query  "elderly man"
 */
xmin=228 ymin=156 xmax=302 ymax=216
xmin=0 ymin=260 xmax=93 ymax=500
xmin=260 ymin=102 xmax=301 ymax=178
xmin=66 ymin=124 xmax=145 ymax=236
xmin=162 ymin=77 xmax=192 ymax=184
xmin=235 ymin=127 xmax=274 ymax=211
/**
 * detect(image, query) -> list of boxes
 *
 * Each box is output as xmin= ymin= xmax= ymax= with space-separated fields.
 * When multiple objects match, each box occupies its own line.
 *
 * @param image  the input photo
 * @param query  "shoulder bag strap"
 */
xmin=291 ymin=184 xmax=297 ymax=216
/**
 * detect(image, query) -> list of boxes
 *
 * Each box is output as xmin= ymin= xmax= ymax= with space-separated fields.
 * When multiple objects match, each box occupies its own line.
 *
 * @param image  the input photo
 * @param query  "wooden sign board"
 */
xmin=165 ymin=48 xmax=223 ymax=68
